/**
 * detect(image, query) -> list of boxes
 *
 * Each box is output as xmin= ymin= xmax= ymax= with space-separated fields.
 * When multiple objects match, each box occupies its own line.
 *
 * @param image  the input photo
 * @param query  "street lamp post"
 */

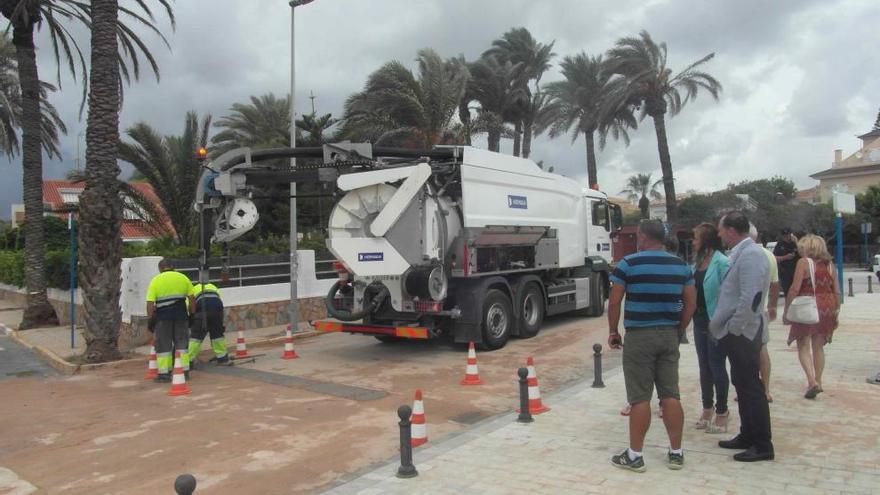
xmin=289 ymin=0 xmax=314 ymax=333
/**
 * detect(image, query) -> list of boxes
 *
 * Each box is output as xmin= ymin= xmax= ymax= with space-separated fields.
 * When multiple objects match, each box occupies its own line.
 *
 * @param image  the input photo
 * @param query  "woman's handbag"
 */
xmin=788 ymin=258 xmax=820 ymax=324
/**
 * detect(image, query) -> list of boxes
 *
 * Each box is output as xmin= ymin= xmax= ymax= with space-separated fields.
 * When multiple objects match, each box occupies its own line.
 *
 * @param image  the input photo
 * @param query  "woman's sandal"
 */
xmin=805 ymin=385 xmax=820 ymax=399
xmin=695 ymin=409 xmax=713 ymax=429
xmin=705 ymin=411 xmax=729 ymax=434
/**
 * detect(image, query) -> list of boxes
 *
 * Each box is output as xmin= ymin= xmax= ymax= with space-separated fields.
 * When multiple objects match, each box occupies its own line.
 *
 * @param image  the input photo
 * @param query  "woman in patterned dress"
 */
xmin=783 ymin=235 xmax=840 ymax=399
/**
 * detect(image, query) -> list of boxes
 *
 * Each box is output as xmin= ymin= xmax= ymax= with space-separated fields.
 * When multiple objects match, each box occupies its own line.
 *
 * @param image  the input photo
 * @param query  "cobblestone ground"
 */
xmin=326 ymin=293 xmax=880 ymax=495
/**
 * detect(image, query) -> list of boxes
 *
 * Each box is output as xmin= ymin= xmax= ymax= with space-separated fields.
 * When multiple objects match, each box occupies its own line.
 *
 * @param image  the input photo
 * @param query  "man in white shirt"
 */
xmin=750 ymin=224 xmax=779 ymax=403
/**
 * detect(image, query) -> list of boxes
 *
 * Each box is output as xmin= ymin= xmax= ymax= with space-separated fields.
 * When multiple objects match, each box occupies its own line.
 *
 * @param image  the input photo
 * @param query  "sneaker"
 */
xmin=153 ymin=373 xmax=171 ymax=383
xmin=215 ymin=355 xmax=229 ymax=365
xmin=611 ymin=449 xmax=646 ymax=473
xmin=667 ymin=450 xmax=684 ymax=470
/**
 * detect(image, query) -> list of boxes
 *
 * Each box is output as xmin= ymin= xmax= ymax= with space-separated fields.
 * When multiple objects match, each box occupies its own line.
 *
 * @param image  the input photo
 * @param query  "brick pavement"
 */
xmin=325 ymin=293 xmax=880 ymax=495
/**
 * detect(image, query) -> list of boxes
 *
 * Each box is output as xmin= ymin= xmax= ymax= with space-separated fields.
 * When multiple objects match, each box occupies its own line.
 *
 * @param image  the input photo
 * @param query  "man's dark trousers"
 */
xmin=720 ymin=322 xmax=773 ymax=453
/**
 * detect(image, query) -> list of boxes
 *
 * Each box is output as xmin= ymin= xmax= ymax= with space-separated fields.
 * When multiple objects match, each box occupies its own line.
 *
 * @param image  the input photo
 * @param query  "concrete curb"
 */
xmin=4 ymin=326 xmax=325 ymax=376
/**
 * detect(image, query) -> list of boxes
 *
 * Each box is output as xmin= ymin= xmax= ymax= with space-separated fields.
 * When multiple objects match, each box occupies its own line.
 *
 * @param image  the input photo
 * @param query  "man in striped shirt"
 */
xmin=608 ymin=219 xmax=696 ymax=472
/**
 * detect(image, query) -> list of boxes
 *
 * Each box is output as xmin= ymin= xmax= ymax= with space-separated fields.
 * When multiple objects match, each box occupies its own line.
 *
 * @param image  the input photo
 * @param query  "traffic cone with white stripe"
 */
xmin=167 ymin=351 xmax=192 ymax=397
xmin=234 ymin=326 xmax=249 ymax=358
xmin=460 ymin=342 xmax=483 ymax=385
xmin=518 ymin=356 xmax=550 ymax=415
xmin=281 ymin=324 xmax=300 ymax=360
xmin=410 ymin=389 xmax=428 ymax=448
xmin=144 ymin=339 xmax=158 ymax=380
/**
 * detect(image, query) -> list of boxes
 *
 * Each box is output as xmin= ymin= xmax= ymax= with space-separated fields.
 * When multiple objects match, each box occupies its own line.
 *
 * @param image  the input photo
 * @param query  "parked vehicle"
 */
xmin=195 ymin=144 xmax=622 ymax=350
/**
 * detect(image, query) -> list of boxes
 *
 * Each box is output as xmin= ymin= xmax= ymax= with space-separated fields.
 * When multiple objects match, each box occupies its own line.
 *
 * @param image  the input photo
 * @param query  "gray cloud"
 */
xmin=2 ymin=0 xmax=879 ymax=220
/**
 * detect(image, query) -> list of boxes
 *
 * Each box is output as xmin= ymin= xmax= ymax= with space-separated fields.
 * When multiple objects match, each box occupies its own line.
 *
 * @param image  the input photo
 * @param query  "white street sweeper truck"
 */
xmin=194 ymin=143 xmax=622 ymax=350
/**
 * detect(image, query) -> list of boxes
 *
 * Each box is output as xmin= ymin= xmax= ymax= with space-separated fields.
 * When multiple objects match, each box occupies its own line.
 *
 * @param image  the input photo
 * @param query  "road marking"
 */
xmin=201 ymin=366 xmax=388 ymax=401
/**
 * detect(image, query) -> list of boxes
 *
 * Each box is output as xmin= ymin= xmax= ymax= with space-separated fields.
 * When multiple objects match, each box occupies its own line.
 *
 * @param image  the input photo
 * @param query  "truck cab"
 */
xmin=584 ymin=188 xmax=622 ymax=265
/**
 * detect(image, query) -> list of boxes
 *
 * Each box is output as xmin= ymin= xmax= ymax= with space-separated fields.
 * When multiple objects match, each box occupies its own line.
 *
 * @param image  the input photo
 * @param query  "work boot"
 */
xmin=154 ymin=373 xmax=172 ymax=383
xmin=215 ymin=355 xmax=229 ymax=365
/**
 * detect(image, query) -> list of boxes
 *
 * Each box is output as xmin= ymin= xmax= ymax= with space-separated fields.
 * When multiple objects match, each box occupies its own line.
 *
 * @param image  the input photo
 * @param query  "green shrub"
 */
xmin=0 ymin=251 xmax=25 ymax=287
xmin=45 ymin=250 xmax=73 ymax=289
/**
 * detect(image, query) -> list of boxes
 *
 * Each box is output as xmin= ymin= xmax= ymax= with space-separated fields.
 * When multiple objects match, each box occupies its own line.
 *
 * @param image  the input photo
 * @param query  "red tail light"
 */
xmin=415 ymin=301 xmax=443 ymax=313
xmin=333 ymin=261 xmax=350 ymax=281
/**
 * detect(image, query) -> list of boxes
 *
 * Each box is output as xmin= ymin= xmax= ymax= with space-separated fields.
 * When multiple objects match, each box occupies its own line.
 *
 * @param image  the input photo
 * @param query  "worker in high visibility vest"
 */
xmin=188 ymin=282 xmax=228 ymax=365
xmin=146 ymin=259 xmax=195 ymax=382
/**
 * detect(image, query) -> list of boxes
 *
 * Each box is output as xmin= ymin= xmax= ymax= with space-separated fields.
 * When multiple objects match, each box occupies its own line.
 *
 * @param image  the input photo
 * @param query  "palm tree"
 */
xmin=467 ymin=54 xmax=527 ymax=152
xmin=541 ymin=53 xmax=637 ymax=189
xmin=77 ymin=0 xmax=173 ymax=361
xmin=212 ymin=93 xmax=292 ymax=155
xmin=340 ymin=48 xmax=469 ymax=149
xmin=295 ymin=112 xmax=337 ymax=146
xmin=0 ymin=0 xmax=172 ymax=329
xmin=484 ymin=27 xmax=555 ymax=157
xmin=118 ymin=112 xmax=211 ymax=245
xmin=620 ymin=173 xmax=663 ymax=219
xmin=605 ymin=30 xmax=722 ymax=222
xmin=0 ymin=32 xmax=66 ymax=159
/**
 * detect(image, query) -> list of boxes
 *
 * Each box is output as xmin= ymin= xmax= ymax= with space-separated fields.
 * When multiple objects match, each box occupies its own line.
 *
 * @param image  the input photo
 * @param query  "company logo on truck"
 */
xmin=358 ymin=252 xmax=384 ymax=262
xmin=507 ymin=195 xmax=528 ymax=209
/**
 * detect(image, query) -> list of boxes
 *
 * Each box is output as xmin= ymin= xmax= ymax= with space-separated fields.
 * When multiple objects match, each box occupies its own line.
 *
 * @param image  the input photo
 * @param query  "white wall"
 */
xmin=119 ymin=251 xmax=333 ymax=323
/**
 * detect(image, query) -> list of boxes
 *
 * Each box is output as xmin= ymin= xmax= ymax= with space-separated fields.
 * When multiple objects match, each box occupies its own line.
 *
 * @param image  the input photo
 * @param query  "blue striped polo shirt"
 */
xmin=609 ymin=250 xmax=694 ymax=329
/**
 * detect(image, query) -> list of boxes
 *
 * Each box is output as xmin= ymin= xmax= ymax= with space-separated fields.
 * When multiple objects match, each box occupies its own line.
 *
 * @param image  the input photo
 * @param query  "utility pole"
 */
xmin=289 ymin=0 xmax=315 ymax=333
xmin=309 ymin=90 xmax=316 ymax=115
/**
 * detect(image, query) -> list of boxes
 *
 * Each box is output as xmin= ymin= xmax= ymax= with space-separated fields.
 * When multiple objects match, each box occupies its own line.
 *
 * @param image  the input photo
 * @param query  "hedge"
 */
xmin=0 ymin=250 xmax=73 ymax=289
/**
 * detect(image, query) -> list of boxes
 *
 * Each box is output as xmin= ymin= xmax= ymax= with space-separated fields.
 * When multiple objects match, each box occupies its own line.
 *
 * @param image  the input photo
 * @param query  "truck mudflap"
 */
xmin=311 ymin=320 xmax=430 ymax=339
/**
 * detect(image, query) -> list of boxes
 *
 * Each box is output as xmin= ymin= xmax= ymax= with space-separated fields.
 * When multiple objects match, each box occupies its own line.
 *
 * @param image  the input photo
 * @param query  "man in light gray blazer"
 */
xmin=710 ymin=211 xmax=774 ymax=462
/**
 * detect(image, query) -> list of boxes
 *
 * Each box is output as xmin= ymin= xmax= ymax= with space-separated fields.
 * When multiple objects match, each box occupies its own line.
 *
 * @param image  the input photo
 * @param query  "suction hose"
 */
xmin=325 ymin=280 xmax=388 ymax=321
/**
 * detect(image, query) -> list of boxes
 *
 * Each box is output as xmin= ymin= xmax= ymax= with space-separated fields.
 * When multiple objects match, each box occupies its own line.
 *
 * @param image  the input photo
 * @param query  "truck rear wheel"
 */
xmin=481 ymin=289 xmax=513 ymax=350
xmin=518 ymin=283 xmax=544 ymax=339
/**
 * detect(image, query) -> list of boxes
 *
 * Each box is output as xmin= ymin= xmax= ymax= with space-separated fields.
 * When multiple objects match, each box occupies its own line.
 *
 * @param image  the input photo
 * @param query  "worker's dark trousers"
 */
xmin=188 ymin=310 xmax=227 ymax=361
xmin=155 ymin=318 xmax=190 ymax=373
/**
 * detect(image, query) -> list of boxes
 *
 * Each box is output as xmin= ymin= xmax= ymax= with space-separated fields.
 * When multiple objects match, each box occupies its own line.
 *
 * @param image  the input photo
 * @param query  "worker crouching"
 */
xmin=188 ymin=282 xmax=229 ymax=365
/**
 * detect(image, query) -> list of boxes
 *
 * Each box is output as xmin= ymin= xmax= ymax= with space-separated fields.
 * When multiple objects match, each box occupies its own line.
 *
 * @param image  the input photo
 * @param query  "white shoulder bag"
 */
xmin=788 ymin=258 xmax=820 ymax=324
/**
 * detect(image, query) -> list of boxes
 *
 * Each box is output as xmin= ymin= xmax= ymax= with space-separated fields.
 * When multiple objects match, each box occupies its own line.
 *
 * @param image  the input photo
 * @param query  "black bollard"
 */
xmin=592 ymin=343 xmax=605 ymax=388
xmin=396 ymin=405 xmax=418 ymax=478
xmin=517 ymin=367 xmax=533 ymax=423
xmin=848 ymin=278 xmax=854 ymax=297
xmin=174 ymin=474 xmax=197 ymax=495
xmin=869 ymin=275 xmax=874 ymax=294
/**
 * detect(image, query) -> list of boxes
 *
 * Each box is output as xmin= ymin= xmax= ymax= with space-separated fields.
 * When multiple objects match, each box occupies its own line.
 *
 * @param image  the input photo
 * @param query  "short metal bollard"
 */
xmin=848 ymin=278 xmax=854 ymax=297
xmin=517 ymin=367 xmax=533 ymax=423
xmin=592 ymin=343 xmax=605 ymax=388
xmin=396 ymin=405 xmax=418 ymax=478
xmin=174 ymin=474 xmax=197 ymax=495
xmin=869 ymin=275 xmax=874 ymax=294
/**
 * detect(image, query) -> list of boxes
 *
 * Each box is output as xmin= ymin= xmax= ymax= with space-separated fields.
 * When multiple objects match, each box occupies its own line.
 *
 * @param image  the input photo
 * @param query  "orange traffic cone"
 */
xmin=281 ymin=324 xmax=300 ymax=360
xmin=521 ymin=356 xmax=550 ymax=415
xmin=460 ymin=342 xmax=483 ymax=385
xmin=167 ymin=351 xmax=191 ymax=397
xmin=144 ymin=340 xmax=158 ymax=380
xmin=235 ymin=326 xmax=249 ymax=358
xmin=410 ymin=389 xmax=428 ymax=447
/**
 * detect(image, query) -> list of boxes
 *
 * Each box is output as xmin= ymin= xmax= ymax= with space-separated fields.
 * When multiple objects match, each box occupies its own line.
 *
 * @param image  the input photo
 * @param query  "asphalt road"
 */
xmin=0 ymin=334 xmax=56 ymax=382
xmin=0 ymin=311 xmax=616 ymax=494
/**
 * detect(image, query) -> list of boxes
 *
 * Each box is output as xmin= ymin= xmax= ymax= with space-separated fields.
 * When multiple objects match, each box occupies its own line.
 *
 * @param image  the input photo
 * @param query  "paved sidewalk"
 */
xmin=326 ymin=293 xmax=880 ymax=494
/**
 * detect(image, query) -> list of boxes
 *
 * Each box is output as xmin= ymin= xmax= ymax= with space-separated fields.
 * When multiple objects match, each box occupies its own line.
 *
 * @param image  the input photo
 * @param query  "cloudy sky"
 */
xmin=2 ymin=0 xmax=879 ymax=219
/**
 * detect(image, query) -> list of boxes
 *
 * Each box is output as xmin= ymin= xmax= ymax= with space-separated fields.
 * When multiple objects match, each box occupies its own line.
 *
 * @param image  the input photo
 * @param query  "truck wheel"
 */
xmin=586 ymin=274 xmax=607 ymax=317
xmin=481 ymin=289 xmax=513 ymax=350
xmin=518 ymin=283 xmax=545 ymax=339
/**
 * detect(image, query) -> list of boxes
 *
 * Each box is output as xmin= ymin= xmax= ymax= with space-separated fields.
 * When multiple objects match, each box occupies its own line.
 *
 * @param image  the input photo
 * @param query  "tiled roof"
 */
xmin=810 ymin=163 xmax=880 ymax=180
xmin=857 ymin=129 xmax=880 ymax=140
xmin=41 ymin=180 xmax=174 ymax=240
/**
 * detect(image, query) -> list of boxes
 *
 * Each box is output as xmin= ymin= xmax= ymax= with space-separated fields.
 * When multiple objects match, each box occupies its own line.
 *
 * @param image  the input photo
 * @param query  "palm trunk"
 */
xmin=522 ymin=121 xmax=533 ymax=159
xmin=487 ymin=129 xmax=501 ymax=152
xmin=639 ymin=195 xmax=650 ymax=219
xmin=14 ymin=22 xmax=58 ymax=329
xmin=512 ymin=120 xmax=522 ymax=157
xmin=584 ymin=130 xmax=598 ymax=189
xmin=79 ymin=0 xmax=123 ymax=362
xmin=651 ymin=112 xmax=677 ymax=223
xmin=458 ymin=100 xmax=472 ymax=146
